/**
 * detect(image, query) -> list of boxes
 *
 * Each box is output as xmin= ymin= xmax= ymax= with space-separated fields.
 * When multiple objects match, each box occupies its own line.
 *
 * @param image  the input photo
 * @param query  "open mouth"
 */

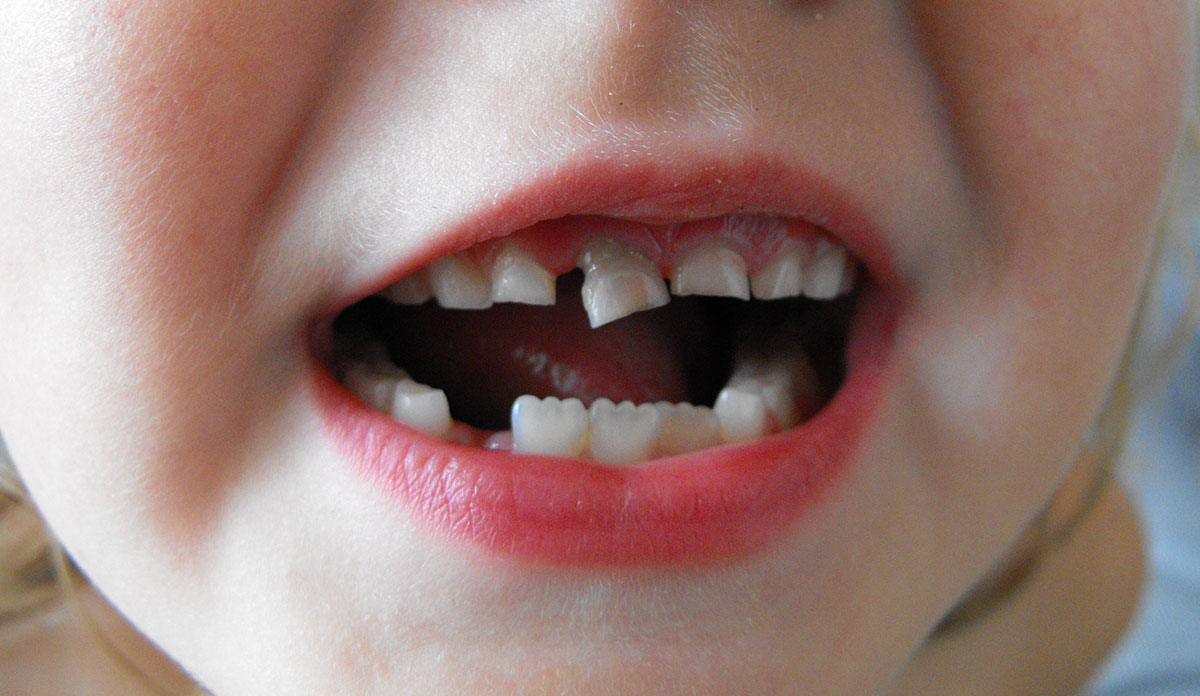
xmin=329 ymin=214 xmax=858 ymax=465
xmin=311 ymin=159 xmax=898 ymax=565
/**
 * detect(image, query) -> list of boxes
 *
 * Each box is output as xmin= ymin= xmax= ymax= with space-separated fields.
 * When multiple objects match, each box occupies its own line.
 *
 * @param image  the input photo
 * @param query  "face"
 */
xmin=0 ymin=2 xmax=1189 ymax=694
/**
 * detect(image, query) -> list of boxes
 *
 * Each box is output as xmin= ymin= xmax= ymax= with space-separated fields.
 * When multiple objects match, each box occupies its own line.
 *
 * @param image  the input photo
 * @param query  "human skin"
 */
xmin=0 ymin=2 xmax=1190 ymax=694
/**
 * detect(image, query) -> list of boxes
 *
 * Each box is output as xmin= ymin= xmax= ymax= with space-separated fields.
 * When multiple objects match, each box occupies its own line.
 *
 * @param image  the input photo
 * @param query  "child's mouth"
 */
xmin=310 ymin=157 xmax=899 ymax=565
xmin=328 ymin=214 xmax=858 ymax=465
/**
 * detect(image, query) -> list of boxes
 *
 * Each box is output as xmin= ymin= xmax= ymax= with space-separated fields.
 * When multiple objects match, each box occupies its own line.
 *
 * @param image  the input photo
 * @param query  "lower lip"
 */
xmin=313 ymin=287 xmax=896 ymax=566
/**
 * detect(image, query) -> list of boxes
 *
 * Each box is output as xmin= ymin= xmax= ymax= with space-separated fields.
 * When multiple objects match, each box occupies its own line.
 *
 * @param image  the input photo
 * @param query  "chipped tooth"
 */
xmin=343 ymin=364 xmax=400 ymax=412
xmin=802 ymin=238 xmax=848 ymax=300
xmin=654 ymin=402 xmax=720 ymax=456
xmin=587 ymin=399 xmax=661 ymax=464
xmin=670 ymin=244 xmax=751 ymax=300
xmin=750 ymin=240 xmax=808 ymax=300
xmin=713 ymin=383 xmax=769 ymax=444
xmin=429 ymin=255 xmax=494 ymax=309
xmin=490 ymin=244 xmax=556 ymax=305
xmin=382 ymin=269 xmax=433 ymax=305
xmin=391 ymin=379 xmax=452 ymax=437
xmin=511 ymin=395 xmax=589 ymax=457
xmin=576 ymin=238 xmax=670 ymax=328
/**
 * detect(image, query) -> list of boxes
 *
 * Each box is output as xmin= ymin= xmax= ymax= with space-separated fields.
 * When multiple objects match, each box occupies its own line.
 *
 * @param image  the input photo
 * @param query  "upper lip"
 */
xmin=326 ymin=146 xmax=899 ymax=317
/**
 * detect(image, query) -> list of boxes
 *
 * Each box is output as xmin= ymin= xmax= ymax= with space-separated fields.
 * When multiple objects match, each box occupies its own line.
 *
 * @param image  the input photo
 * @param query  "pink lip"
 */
xmin=312 ymin=153 xmax=901 ymax=565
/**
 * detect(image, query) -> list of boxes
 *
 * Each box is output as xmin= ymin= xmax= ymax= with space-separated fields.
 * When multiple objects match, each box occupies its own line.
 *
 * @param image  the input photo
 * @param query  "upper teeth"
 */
xmin=670 ymin=242 xmax=751 ymax=300
xmin=490 ymin=244 xmax=556 ymax=306
xmin=377 ymin=233 xmax=856 ymax=322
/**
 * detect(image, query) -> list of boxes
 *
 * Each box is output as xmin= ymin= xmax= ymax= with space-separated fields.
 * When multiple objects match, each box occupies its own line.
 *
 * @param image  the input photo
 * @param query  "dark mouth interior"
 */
xmin=332 ymin=269 xmax=856 ymax=431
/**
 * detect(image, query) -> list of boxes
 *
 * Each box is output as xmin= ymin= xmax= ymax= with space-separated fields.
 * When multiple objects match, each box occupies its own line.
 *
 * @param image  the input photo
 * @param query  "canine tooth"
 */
xmin=343 ymin=365 xmax=400 ymax=411
xmin=382 ymin=269 xmax=433 ymax=305
xmin=587 ymin=399 xmax=661 ymax=464
xmin=429 ymin=255 xmax=493 ymax=309
xmin=577 ymin=239 xmax=669 ymax=328
xmin=391 ymin=379 xmax=452 ymax=437
xmin=750 ymin=241 xmax=807 ymax=300
xmin=511 ymin=395 xmax=588 ymax=457
xmin=714 ymin=384 xmax=769 ymax=444
xmin=802 ymin=239 xmax=848 ymax=300
xmin=654 ymin=402 xmax=720 ymax=456
xmin=670 ymin=244 xmax=750 ymax=300
xmin=490 ymin=245 xmax=556 ymax=305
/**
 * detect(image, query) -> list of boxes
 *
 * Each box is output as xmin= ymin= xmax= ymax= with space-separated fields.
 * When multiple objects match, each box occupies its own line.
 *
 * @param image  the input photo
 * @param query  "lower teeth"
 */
xmin=334 ymin=330 xmax=819 ymax=466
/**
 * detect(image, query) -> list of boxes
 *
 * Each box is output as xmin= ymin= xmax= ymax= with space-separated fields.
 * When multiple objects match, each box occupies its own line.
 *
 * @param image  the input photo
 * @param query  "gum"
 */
xmin=455 ymin=214 xmax=838 ymax=278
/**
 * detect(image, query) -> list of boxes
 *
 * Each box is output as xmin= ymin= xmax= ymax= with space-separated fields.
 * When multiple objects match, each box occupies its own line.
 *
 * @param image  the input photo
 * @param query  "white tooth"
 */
xmin=802 ymin=239 xmax=848 ymax=300
xmin=587 ymin=399 xmax=661 ymax=464
xmin=576 ymin=238 xmax=669 ymax=328
xmin=730 ymin=370 xmax=798 ymax=430
xmin=713 ymin=383 xmax=769 ymax=444
xmin=670 ymin=244 xmax=750 ymax=300
xmin=381 ymin=269 xmax=433 ymax=305
xmin=511 ymin=395 xmax=588 ymax=457
xmin=654 ymin=402 xmax=720 ymax=456
xmin=750 ymin=240 xmax=808 ymax=300
xmin=429 ymin=255 xmax=493 ymax=309
xmin=391 ymin=379 xmax=452 ymax=437
xmin=343 ymin=365 xmax=400 ymax=412
xmin=490 ymin=244 xmax=556 ymax=305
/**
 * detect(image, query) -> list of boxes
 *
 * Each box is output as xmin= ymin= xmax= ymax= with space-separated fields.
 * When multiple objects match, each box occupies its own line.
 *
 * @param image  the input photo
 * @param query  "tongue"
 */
xmin=377 ymin=272 xmax=724 ymax=430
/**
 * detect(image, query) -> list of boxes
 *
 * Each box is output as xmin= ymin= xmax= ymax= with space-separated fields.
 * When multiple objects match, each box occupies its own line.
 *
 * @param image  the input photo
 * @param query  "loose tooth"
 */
xmin=670 ymin=244 xmax=750 ymax=300
xmin=381 ymin=269 xmax=433 ymax=305
xmin=654 ymin=402 xmax=720 ymax=456
xmin=490 ymin=244 xmax=556 ymax=305
xmin=429 ymin=255 xmax=493 ymax=309
xmin=511 ymin=395 xmax=588 ymax=457
xmin=343 ymin=364 xmax=400 ymax=412
xmin=587 ymin=399 xmax=661 ymax=464
xmin=750 ymin=240 xmax=808 ymax=300
xmin=576 ymin=238 xmax=670 ymax=328
xmin=391 ymin=379 xmax=452 ymax=437
xmin=713 ymin=384 xmax=769 ymax=444
xmin=802 ymin=239 xmax=848 ymax=300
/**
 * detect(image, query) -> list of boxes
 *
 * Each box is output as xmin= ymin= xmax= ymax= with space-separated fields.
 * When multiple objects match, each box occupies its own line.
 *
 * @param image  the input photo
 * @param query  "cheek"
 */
xmin=893 ymin=0 xmax=1189 ymax=561
xmin=0 ymin=2 xmax=357 ymax=550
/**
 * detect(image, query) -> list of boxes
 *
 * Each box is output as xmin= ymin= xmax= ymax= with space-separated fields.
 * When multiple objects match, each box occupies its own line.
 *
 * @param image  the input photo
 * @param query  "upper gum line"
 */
xmin=418 ymin=214 xmax=850 ymax=286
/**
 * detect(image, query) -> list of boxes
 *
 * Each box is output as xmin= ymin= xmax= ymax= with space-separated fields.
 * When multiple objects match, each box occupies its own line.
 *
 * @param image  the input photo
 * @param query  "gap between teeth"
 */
xmin=380 ymin=234 xmax=857 ymax=328
xmin=341 ymin=339 xmax=816 ymax=467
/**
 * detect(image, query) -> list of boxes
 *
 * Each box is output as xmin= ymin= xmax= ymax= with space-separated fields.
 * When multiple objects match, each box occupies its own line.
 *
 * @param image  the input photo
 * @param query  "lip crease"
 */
xmin=311 ymin=152 xmax=902 ymax=566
